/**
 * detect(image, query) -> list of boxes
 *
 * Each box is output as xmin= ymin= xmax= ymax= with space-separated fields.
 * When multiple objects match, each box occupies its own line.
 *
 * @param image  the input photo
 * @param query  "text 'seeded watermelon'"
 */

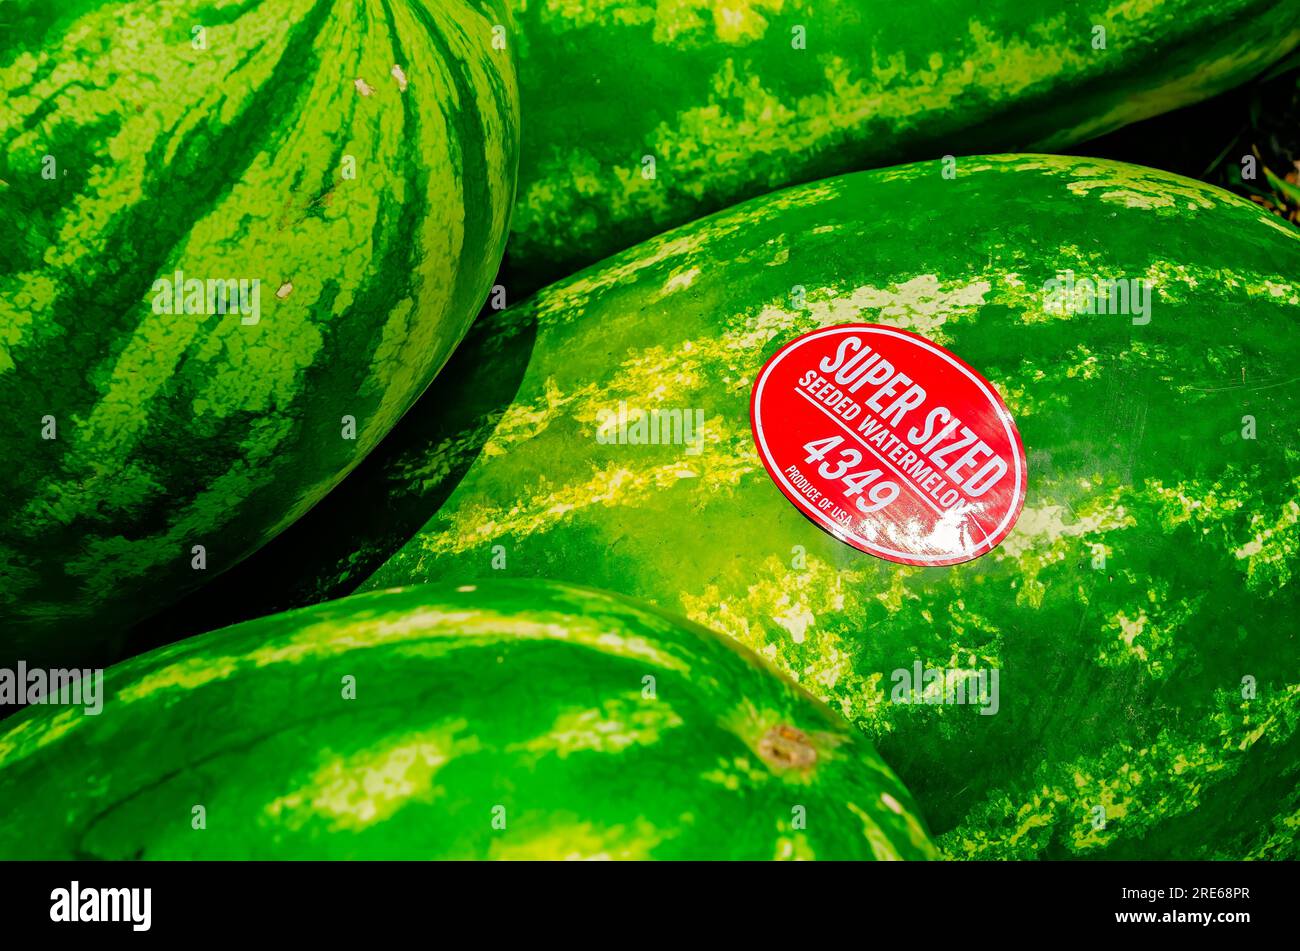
xmin=0 ymin=0 xmax=519 ymax=667
xmin=506 ymin=0 xmax=1300 ymax=288
xmin=0 ymin=581 xmax=937 ymax=860
xmin=358 ymin=156 xmax=1300 ymax=859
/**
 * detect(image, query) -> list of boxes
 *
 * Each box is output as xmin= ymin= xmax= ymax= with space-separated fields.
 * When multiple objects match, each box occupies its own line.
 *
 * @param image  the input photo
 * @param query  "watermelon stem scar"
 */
xmin=758 ymin=725 xmax=818 ymax=770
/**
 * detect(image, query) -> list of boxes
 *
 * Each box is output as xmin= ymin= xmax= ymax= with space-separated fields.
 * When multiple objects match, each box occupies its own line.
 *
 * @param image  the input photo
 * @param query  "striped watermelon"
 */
xmin=0 ymin=581 xmax=937 ymax=860
xmin=0 ymin=0 xmax=519 ymax=667
xmin=356 ymin=155 xmax=1300 ymax=859
xmin=505 ymin=0 xmax=1300 ymax=289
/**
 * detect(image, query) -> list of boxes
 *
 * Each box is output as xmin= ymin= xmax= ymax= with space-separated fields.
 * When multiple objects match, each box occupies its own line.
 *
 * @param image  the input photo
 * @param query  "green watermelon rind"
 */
xmin=0 ymin=580 xmax=938 ymax=861
xmin=364 ymin=154 xmax=1300 ymax=860
xmin=0 ymin=0 xmax=520 ymax=665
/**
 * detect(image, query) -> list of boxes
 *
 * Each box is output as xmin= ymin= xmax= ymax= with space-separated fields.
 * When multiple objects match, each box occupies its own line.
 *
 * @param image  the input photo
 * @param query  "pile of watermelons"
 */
xmin=1 ymin=1 xmax=1298 ymax=861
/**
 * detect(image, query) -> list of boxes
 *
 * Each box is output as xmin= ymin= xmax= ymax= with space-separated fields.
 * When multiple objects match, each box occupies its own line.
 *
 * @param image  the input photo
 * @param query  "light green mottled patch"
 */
xmin=681 ymin=554 xmax=893 ymax=725
xmin=945 ymin=684 xmax=1300 ymax=858
xmin=110 ymin=604 xmax=693 ymax=709
xmin=698 ymin=764 xmax=743 ymax=790
xmin=997 ymin=493 xmax=1135 ymax=608
xmin=660 ymin=265 xmax=702 ymax=295
xmin=1234 ymin=483 xmax=1300 ymax=591
xmin=0 ymin=274 xmax=57 ymax=376
xmin=700 ymin=753 xmax=774 ymax=790
xmin=488 ymin=815 xmax=668 ymax=860
xmin=773 ymin=829 xmax=817 ymax=860
xmin=116 ymin=655 xmax=242 ymax=703
xmin=264 ymin=721 xmax=480 ymax=832
xmin=1136 ymin=472 xmax=1300 ymax=592
xmin=1065 ymin=163 xmax=1225 ymax=212
xmin=476 ymin=378 xmax=569 ymax=459
xmin=1251 ymin=279 xmax=1300 ymax=304
xmin=1238 ymin=802 xmax=1300 ymax=859
xmin=0 ymin=706 xmax=86 ymax=772
xmin=511 ymin=695 xmax=684 ymax=757
xmin=387 ymin=414 xmax=508 ymax=498
xmin=414 ymin=425 xmax=758 ymax=560
xmin=847 ymin=800 xmax=903 ymax=860
xmin=263 ymin=606 xmax=695 ymax=673
xmin=681 ymin=545 xmax=993 ymax=732
xmin=883 ymin=789 xmax=940 ymax=855
xmin=525 ymin=0 xmax=790 ymax=45
xmin=741 ymin=275 xmax=992 ymax=347
xmin=1097 ymin=587 xmax=1203 ymax=678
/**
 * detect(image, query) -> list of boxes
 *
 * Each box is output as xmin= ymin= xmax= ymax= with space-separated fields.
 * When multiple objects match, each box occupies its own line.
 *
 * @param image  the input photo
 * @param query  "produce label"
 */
xmin=750 ymin=324 xmax=1027 ymax=566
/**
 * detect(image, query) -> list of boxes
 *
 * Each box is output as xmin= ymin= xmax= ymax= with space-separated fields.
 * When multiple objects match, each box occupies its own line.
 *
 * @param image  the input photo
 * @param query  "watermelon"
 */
xmin=0 ymin=580 xmax=937 ymax=860
xmin=0 ymin=0 xmax=518 ymax=668
xmin=505 ymin=0 xmax=1300 ymax=289
xmin=355 ymin=155 xmax=1300 ymax=859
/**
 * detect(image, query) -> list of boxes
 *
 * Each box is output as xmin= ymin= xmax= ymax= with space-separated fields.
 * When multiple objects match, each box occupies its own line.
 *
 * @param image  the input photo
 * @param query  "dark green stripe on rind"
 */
xmin=0 ymin=581 xmax=937 ymax=861
xmin=0 ymin=0 xmax=519 ymax=664
xmin=359 ymin=155 xmax=1300 ymax=859
xmin=505 ymin=0 xmax=1300 ymax=290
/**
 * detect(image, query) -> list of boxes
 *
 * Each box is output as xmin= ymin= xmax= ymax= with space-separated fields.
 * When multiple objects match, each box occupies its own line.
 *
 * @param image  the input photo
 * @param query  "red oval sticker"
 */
xmin=751 ymin=324 xmax=1027 ymax=566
